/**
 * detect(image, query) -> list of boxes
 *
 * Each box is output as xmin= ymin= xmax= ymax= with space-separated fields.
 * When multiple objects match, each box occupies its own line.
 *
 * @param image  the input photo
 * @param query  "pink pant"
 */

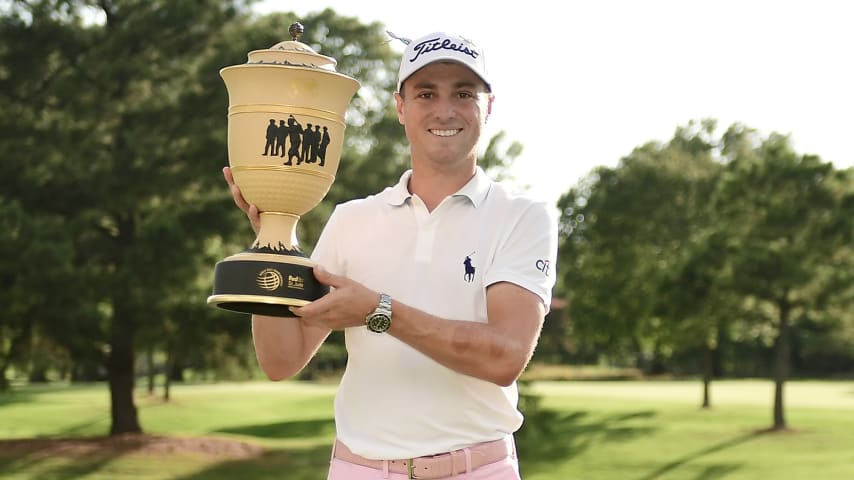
xmin=327 ymin=455 xmax=521 ymax=479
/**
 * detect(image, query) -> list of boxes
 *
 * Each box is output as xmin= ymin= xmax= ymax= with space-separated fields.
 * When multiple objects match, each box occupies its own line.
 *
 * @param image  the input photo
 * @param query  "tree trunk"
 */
xmin=701 ymin=343 xmax=713 ymax=409
xmin=146 ymin=346 xmax=155 ymax=395
xmin=772 ymin=296 xmax=791 ymax=430
xmin=107 ymin=325 xmax=141 ymax=434
xmin=1 ymin=322 xmax=32 ymax=391
xmin=107 ymin=268 xmax=142 ymax=435
xmin=163 ymin=347 xmax=174 ymax=402
xmin=107 ymin=211 xmax=142 ymax=435
xmin=28 ymin=366 xmax=48 ymax=383
xmin=0 ymin=364 xmax=10 ymax=392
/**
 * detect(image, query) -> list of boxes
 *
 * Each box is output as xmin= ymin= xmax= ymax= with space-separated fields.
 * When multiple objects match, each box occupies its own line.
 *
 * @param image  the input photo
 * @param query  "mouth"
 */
xmin=429 ymin=128 xmax=461 ymax=137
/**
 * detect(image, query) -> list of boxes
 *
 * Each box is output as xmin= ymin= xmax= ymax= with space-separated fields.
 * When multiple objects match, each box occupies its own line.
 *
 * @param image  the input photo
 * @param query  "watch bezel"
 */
xmin=366 ymin=293 xmax=392 ymax=333
xmin=367 ymin=312 xmax=392 ymax=333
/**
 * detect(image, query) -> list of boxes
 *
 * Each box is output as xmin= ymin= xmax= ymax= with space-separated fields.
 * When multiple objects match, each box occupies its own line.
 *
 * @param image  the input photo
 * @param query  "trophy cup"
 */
xmin=207 ymin=23 xmax=360 ymax=317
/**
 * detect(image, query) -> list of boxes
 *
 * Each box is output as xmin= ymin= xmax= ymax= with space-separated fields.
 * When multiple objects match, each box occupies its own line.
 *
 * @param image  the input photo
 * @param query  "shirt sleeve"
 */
xmin=482 ymin=200 xmax=559 ymax=311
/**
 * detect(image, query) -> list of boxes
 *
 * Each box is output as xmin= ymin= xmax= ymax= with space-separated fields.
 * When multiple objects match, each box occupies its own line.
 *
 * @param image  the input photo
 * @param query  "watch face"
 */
xmin=368 ymin=314 xmax=391 ymax=333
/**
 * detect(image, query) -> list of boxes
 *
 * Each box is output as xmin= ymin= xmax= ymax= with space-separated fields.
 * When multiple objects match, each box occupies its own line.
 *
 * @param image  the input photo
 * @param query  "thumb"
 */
xmin=312 ymin=264 xmax=341 ymax=287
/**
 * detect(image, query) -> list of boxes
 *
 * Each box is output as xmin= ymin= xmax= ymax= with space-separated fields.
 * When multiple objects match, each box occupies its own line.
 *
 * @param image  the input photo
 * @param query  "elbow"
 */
xmin=264 ymin=369 xmax=290 ymax=382
xmin=451 ymin=332 xmax=529 ymax=386
xmin=262 ymin=366 xmax=300 ymax=382
xmin=492 ymin=374 xmax=517 ymax=388
xmin=486 ymin=352 xmax=529 ymax=387
xmin=491 ymin=363 xmax=525 ymax=387
xmin=257 ymin=358 xmax=302 ymax=381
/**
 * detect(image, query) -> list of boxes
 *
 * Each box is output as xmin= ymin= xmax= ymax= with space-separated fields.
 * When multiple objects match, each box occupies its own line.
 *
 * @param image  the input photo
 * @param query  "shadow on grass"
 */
xmin=170 ymin=417 xmax=338 ymax=480
xmin=170 ymin=444 xmax=334 ymax=480
xmin=214 ymin=417 xmax=335 ymax=440
xmin=0 ymin=416 xmax=337 ymax=480
xmin=693 ymin=464 xmax=743 ymax=480
xmin=0 ymin=435 xmax=176 ymax=480
xmin=58 ymin=417 xmax=111 ymax=437
xmin=0 ymin=439 xmax=332 ymax=480
xmin=517 ymin=408 xmax=658 ymax=477
xmin=635 ymin=430 xmax=764 ymax=480
xmin=0 ymin=388 xmax=37 ymax=407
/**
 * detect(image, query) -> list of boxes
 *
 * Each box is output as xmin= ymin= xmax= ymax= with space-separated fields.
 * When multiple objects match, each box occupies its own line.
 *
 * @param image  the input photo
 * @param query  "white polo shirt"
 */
xmin=310 ymin=167 xmax=558 ymax=460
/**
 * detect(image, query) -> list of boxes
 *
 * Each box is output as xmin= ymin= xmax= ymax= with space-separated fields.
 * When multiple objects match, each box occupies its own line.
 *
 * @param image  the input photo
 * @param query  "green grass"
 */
xmin=520 ymin=381 xmax=854 ymax=479
xmin=1 ymin=379 xmax=853 ymax=479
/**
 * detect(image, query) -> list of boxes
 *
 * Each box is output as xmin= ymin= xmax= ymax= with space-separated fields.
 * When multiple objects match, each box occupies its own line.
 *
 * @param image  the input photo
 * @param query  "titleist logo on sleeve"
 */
xmin=409 ymin=37 xmax=479 ymax=63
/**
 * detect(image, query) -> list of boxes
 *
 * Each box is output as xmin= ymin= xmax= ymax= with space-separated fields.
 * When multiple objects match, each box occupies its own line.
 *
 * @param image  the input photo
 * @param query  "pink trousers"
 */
xmin=326 ymin=455 xmax=522 ymax=479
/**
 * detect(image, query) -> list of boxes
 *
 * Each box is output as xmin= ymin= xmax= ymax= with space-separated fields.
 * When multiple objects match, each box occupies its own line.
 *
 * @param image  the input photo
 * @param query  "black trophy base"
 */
xmin=207 ymin=252 xmax=329 ymax=317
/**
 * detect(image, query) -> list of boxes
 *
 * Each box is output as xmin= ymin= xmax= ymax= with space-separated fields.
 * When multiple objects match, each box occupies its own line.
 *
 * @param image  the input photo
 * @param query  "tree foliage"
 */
xmin=558 ymin=119 xmax=723 ymax=369
xmin=556 ymin=119 xmax=854 ymax=428
xmin=711 ymin=125 xmax=854 ymax=428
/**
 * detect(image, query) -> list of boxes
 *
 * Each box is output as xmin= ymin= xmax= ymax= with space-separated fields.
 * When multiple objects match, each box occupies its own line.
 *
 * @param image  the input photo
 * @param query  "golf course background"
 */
xmin=1 ymin=378 xmax=852 ymax=479
xmin=4 ymin=4 xmax=854 ymax=480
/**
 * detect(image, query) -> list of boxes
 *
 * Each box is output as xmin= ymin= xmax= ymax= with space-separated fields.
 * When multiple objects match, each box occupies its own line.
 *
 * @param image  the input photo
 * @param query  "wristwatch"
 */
xmin=365 ymin=293 xmax=392 ymax=333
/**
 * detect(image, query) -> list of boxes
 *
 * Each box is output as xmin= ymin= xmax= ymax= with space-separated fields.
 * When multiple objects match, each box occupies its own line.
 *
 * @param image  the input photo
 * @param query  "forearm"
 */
xmin=388 ymin=300 xmax=540 ymax=387
xmin=287 ymin=271 xmax=546 ymax=386
xmin=251 ymin=315 xmax=330 ymax=381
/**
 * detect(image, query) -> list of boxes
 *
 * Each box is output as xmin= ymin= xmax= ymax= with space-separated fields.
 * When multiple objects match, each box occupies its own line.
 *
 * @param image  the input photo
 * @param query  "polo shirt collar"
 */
xmin=385 ymin=167 xmax=492 ymax=208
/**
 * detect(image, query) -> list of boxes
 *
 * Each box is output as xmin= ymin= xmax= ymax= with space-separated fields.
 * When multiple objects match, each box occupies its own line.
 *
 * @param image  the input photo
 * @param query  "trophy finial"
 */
xmin=289 ymin=22 xmax=305 ymax=42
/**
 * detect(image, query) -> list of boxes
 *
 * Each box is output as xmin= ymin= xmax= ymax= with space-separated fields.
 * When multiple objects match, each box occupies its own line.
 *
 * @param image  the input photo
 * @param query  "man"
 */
xmin=224 ymin=31 xmax=557 ymax=479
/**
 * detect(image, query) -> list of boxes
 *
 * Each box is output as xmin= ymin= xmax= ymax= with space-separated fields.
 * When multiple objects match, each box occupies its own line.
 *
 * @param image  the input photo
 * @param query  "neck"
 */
xmin=408 ymin=162 xmax=477 ymax=212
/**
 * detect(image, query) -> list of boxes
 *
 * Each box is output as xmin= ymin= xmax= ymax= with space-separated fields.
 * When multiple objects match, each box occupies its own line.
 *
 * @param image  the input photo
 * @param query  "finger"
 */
xmin=222 ymin=166 xmax=235 ymax=186
xmin=312 ymin=265 xmax=344 ymax=288
xmin=247 ymin=204 xmax=261 ymax=233
xmin=225 ymin=167 xmax=261 ymax=235
xmin=224 ymin=168 xmax=251 ymax=212
xmin=290 ymin=294 xmax=329 ymax=318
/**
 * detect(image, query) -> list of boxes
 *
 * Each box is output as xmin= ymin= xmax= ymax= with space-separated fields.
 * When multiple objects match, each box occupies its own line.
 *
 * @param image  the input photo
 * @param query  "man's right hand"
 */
xmin=223 ymin=166 xmax=261 ymax=235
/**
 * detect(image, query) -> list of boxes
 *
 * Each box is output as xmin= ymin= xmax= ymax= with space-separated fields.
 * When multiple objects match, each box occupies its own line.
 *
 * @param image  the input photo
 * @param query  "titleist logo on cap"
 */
xmin=408 ymin=36 xmax=479 ymax=63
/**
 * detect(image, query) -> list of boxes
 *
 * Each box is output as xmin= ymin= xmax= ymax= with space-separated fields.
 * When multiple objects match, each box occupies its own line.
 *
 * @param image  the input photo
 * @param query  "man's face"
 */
xmin=395 ymin=62 xmax=493 ymax=166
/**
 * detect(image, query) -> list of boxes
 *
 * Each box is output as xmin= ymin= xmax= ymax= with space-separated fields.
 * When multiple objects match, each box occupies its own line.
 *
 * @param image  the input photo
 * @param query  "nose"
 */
xmin=433 ymin=96 xmax=457 ymax=120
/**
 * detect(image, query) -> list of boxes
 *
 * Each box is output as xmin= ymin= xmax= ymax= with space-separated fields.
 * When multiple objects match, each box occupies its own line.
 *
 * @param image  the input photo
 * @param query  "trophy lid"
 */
xmin=245 ymin=22 xmax=338 ymax=72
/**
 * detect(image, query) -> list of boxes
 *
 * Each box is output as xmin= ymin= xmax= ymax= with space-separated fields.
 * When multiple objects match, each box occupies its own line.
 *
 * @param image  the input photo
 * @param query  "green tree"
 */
xmin=1 ymin=0 xmax=251 ymax=433
xmin=556 ymin=119 xmax=854 ymax=423
xmin=557 ymin=120 xmax=722 ymax=377
xmin=712 ymin=125 xmax=854 ymax=429
xmin=0 ymin=199 xmax=87 ymax=389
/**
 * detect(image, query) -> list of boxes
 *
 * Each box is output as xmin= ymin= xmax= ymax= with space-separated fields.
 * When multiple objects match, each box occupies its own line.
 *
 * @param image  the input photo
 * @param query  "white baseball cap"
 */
xmin=396 ymin=32 xmax=491 ymax=93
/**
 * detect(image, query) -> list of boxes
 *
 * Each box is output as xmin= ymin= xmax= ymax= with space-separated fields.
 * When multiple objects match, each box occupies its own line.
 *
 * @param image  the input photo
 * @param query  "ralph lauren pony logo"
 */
xmin=463 ymin=253 xmax=476 ymax=283
xmin=409 ymin=37 xmax=479 ymax=64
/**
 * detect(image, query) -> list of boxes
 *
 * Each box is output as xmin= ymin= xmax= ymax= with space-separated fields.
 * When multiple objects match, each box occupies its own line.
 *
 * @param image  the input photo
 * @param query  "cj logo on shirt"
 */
xmin=536 ymin=259 xmax=551 ymax=276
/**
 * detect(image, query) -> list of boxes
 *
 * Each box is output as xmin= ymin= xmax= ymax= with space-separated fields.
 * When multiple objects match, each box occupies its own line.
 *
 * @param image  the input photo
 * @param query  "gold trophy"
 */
xmin=208 ymin=23 xmax=360 ymax=316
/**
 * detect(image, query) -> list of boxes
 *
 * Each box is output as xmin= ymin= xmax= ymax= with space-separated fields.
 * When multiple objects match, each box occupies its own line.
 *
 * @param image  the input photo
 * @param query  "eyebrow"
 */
xmin=410 ymin=79 xmax=481 ymax=91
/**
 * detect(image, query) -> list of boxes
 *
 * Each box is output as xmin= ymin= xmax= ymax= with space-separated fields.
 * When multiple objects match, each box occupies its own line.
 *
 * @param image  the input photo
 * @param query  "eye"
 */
xmin=457 ymin=91 xmax=474 ymax=99
xmin=417 ymin=91 xmax=434 ymax=99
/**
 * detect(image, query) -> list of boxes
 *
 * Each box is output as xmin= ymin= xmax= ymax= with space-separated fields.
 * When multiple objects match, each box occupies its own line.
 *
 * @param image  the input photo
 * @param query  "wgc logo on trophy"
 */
xmin=207 ymin=23 xmax=360 ymax=316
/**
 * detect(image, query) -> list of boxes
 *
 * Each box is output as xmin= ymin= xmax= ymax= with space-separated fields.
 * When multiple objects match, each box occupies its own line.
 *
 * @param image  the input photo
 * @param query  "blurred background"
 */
xmin=1 ymin=1 xmax=853 ymax=479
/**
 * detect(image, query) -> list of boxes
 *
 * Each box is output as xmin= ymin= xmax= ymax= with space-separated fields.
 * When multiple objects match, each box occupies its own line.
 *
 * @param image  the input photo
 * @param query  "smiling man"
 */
xmin=226 ymin=31 xmax=558 ymax=479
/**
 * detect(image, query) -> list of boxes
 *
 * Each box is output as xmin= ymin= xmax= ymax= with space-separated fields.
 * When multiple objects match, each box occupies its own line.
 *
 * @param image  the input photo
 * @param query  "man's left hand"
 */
xmin=289 ymin=266 xmax=378 ymax=330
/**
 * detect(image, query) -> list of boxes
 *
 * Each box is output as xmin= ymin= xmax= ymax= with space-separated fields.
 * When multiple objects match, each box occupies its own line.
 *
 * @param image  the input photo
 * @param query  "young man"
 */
xmin=225 ymin=31 xmax=558 ymax=479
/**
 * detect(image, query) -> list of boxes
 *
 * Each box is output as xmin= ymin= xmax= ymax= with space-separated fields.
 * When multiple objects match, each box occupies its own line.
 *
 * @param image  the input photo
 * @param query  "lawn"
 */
xmin=1 ymin=379 xmax=853 ymax=479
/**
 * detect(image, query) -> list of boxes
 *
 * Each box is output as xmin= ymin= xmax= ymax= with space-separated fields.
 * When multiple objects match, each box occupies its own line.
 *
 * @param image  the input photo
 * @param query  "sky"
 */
xmin=255 ymin=0 xmax=854 ymax=206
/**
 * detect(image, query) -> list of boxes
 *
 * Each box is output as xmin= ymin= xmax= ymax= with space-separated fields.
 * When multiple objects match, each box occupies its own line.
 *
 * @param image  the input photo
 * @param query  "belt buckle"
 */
xmin=407 ymin=458 xmax=416 ymax=479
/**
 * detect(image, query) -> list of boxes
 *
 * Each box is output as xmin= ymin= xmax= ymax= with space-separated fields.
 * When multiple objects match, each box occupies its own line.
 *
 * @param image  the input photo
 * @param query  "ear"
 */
xmin=485 ymin=93 xmax=495 ymax=122
xmin=394 ymin=92 xmax=405 ymax=125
